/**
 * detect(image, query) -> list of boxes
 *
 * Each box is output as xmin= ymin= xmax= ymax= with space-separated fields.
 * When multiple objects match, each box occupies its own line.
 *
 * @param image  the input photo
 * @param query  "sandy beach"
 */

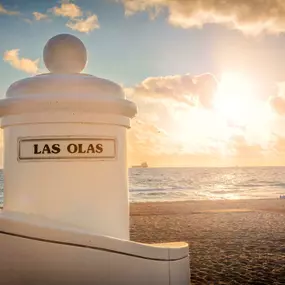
xmin=130 ymin=199 xmax=285 ymax=285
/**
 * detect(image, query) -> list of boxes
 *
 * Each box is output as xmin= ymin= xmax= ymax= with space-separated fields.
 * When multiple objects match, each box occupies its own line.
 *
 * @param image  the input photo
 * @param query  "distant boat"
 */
xmin=132 ymin=162 xmax=148 ymax=168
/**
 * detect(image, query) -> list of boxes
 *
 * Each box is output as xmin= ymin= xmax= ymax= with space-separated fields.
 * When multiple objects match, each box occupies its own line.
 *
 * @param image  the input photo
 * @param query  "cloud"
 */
xmin=271 ymin=135 xmax=285 ymax=153
xmin=119 ymin=0 xmax=285 ymax=35
xmin=23 ymin=18 xmax=33 ymax=24
xmin=33 ymin=12 xmax=48 ymax=21
xmin=3 ymin=49 xmax=39 ymax=74
xmin=128 ymin=121 xmax=265 ymax=166
xmin=227 ymin=135 xmax=263 ymax=156
xmin=126 ymin=74 xmax=221 ymax=166
xmin=269 ymin=83 xmax=285 ymax=115
xmin=270 ymin=96 xmax=285 ymax=115
xmin=126 ymin=73 xmax=222 ymax=165
xmin=126 ymin=73 xmax=283 ymax=166
xmin=51 ymin=1 xmax=99 ymax=33
xmin=67 ymin=14 xmax=99 ymax=33
xmin=0 ymin=3 xmax=19 ymax=15
xmin=128 ymin=118 xmax=176 ymax=165
xmin=127 ymin=73 xmax=217 ymax=108
xmin=51 ymin=1 xmax=82 ymax=18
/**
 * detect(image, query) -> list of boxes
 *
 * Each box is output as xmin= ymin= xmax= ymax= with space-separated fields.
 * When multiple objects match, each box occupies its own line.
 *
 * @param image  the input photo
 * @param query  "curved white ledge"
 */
xmin=7 ymin=74 xmax=125 ymax=98
xmin=0 ymin=210 xmax=189 ymax=261
xmin=0 ymin=210 xmax=190 ymax=285
xmin=1 ymin=113 xmax=131 ymax=128
xmin=0 ymin=94 xmax=137 ymax=119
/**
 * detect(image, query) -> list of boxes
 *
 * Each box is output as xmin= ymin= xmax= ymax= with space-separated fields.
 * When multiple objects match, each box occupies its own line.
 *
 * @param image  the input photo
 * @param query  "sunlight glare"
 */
xmin=214 ymin=72 xmax=256 ymax=126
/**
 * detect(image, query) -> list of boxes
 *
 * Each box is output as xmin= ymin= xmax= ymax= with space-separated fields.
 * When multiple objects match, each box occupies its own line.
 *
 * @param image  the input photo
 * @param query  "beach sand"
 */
xmin=130 ymin=199 xmax=285 ymax=285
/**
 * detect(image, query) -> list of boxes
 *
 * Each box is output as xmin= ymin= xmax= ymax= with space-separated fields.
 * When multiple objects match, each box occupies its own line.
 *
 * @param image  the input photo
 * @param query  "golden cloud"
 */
xmin=67 ymin=14 xmax=100 ymax=33
xmin=51 ymin=1 xmax=82 ymax=19
xmin=227 ymin=135 xmax=263 ymax=156
xmin=269 ymin=83 xmax=285 ymax=115
xmin=127 ymin=119 xmax=178 ymax=165
xmin=50 ymin=1 xmax=99 ymax=33
xmin=125 ymin=73 xmax=280 ymax=166
xmin=0 ymin=3 xmax=19 ymax=15
xmin=119 ymin=0 xmax=285 ymax=34
xmin=33 ymin=12 xmax=48 ymax=21
xmin=128 ymin=73 xmax=217 ymax=108
xmin=3 ymin=49 xmax=39 ymax=74
xmin=270 ymin=96 xmax=285 ymax=115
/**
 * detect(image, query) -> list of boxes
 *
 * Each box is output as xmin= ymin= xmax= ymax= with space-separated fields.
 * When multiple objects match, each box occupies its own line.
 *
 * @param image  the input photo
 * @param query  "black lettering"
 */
xmin=67 ymin=144 xmax=77 ymax=153
xmin=87 ymin=144 xmax=95 ymax=153
xmin=33 ymin=144 xmax=41 ymax=154
xmin=51 ymin=144 xmax=60 ymax=154
xmin=78 ymin=144 xmax=86 ymax=153
xmin=42 ymin=144 xmax=51 ymax=154
xmin=96 ymin=143 xmax=103 ymax=153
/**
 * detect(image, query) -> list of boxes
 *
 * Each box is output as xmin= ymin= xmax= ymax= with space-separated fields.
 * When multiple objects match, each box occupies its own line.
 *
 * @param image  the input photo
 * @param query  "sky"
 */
xmin=2 ymin=0 xmax=285 ymax=166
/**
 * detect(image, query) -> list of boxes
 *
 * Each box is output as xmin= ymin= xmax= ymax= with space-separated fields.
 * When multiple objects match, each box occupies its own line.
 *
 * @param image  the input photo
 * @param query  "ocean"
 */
xmin=129 ymin=167 xmax=285 ymax=202
xmin=1 ymin=167 xmax=285 ymax=206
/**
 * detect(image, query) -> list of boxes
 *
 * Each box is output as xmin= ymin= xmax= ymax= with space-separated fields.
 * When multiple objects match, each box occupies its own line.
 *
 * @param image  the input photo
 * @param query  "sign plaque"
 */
xmin=18 ymin=137 xmax=116 ymax=161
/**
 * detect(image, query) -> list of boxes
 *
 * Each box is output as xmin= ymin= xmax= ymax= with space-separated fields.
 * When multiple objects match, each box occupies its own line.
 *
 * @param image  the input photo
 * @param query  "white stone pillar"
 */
xmin=0 ymin=34 xmax=137 ymax=240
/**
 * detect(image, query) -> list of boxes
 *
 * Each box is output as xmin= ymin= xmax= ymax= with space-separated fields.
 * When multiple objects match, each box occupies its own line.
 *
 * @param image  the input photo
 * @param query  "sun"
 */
xmin=214 ymin=72 xmax=256 ymax=126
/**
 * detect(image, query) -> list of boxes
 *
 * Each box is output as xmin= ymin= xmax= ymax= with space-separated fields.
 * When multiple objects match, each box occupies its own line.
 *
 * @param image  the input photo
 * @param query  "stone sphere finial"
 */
xmin=43 ymin=34 xmax=87 ymax=74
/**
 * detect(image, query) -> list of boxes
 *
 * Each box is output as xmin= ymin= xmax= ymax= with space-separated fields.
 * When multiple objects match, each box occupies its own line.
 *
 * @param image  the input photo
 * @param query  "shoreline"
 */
xmin=1 ymin=197 xmax=285 ymax=211
xmin=131 ymin=197 xmax=283 ymax=204
xmin=131 ymin=198 xmax=285 ymax=214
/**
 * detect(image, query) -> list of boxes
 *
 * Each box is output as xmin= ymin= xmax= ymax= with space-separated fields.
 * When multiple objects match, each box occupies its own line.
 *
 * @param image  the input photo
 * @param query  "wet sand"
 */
xmin=130 ymin=199 xmax=285 ymax=285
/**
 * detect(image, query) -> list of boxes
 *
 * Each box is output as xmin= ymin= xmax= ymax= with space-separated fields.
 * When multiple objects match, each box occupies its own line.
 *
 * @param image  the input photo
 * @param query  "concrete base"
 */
xmin=0 ymin=210 xmax=190 ymax=285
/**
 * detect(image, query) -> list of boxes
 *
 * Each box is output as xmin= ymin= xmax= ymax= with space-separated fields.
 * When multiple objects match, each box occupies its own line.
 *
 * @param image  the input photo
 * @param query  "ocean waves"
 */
xmin=129 ymin=167 xmax=285 ymax=202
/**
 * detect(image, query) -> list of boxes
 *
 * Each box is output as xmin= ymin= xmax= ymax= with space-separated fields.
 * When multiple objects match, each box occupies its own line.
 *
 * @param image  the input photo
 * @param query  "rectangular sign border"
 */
xmin=18 ymin=136 xmax=117 ymax=161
